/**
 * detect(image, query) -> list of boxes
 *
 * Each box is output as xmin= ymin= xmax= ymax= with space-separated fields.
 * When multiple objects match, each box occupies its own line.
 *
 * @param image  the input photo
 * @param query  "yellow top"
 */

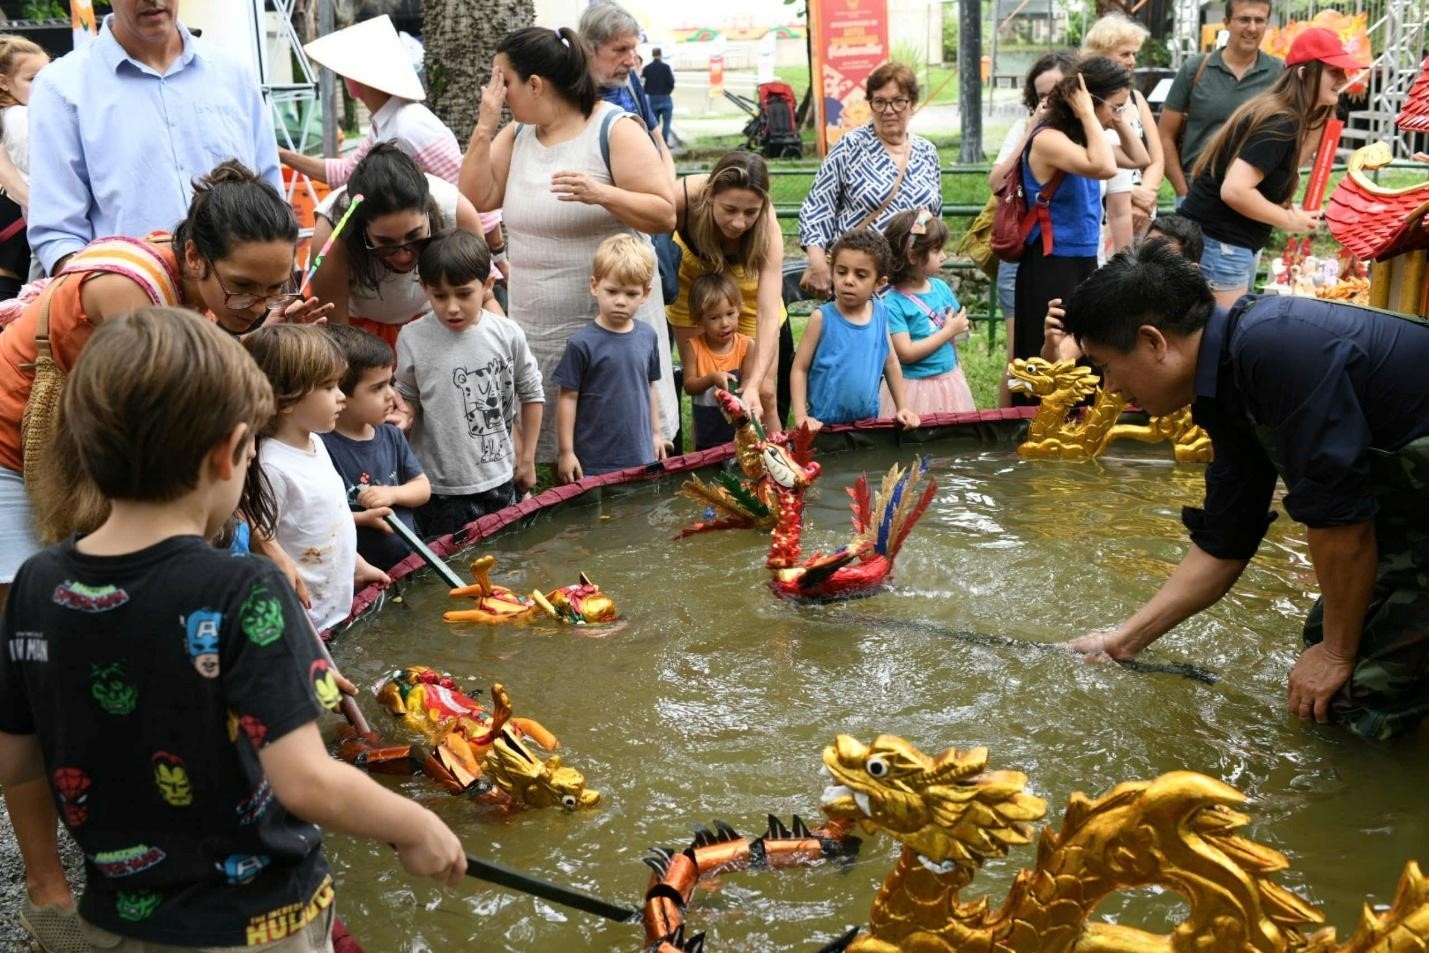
xmin=663 ymin=230 xmax=786 ymax=336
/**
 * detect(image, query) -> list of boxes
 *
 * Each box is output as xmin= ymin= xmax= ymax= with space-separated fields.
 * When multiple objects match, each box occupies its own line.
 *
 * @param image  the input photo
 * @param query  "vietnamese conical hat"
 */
xmin=304 ymin=15 xmax=425 ymax=102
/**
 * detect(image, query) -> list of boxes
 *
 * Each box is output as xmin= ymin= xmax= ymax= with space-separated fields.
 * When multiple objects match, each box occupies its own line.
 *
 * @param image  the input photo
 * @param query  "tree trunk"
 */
xmin=422 ymin=0 xmax=535 ymax=142
xmin=957 ymin=0 xmax=982 ymax=164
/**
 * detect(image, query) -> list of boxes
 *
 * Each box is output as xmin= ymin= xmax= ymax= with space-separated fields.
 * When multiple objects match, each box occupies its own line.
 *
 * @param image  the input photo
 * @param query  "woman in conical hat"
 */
xmin=278 ymin=16 xmax=506 ymax=278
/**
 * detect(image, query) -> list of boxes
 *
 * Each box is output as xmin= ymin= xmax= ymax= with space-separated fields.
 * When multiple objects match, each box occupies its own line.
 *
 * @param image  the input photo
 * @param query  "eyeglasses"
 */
xmin=869 ymin=96 xmax=912 ymax=113
xmin=1093 ymin=95 xmax=1131 ymax=115
xmin=211 ymin=268 xmax=300 ymax=311
xmin=362 ymin=229 xmax=433 ymax=259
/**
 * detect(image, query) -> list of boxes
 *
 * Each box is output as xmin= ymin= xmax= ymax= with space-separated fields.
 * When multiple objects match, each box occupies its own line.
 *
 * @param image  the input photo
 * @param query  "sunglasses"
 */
xmin=362 ymin=229 xmax=433 ymax=259
xmin=1092 ymin=95 xmax=1131 ymax=115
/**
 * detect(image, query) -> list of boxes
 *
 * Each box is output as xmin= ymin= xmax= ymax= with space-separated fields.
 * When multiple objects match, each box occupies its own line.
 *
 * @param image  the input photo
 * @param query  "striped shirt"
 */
xmin=797 ymin=123 xmax=941 ymax=250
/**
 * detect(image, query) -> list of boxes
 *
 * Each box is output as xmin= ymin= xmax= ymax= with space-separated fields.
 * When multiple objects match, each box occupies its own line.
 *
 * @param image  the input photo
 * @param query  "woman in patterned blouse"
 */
xmin=797 ymin=62 xmax=941 ymax=297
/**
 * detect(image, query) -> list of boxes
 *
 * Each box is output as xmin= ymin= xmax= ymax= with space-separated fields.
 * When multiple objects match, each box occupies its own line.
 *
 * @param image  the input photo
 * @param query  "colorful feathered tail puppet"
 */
xmin=767 ymin=454 xmax=937 ymax=602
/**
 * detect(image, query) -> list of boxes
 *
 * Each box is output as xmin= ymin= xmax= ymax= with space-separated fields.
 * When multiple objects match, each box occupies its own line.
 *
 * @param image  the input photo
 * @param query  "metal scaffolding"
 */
xmin=1342 ymin=0 xmax=1427 ymax=155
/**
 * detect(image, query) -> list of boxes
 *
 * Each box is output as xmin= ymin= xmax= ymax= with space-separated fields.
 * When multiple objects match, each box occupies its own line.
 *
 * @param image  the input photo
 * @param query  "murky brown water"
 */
xmin=324 ymin=444 xmax=1429 ymax=951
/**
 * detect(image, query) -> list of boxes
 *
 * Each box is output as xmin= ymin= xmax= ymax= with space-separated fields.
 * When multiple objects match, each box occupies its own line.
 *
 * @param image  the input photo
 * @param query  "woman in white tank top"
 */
xmin=459 ymin=26 xmax=678 ymax=461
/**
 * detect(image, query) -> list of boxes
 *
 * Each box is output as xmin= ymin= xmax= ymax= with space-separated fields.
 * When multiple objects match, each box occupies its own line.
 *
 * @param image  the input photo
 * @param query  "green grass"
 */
xmin=773 ymin=65 xmax=963 ymax=104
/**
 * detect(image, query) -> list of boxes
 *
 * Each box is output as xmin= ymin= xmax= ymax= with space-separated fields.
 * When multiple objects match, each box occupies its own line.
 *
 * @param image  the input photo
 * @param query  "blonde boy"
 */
xmin=552 ymin=234 xmax=666 ymax=482
xmin=0 ymin=308 xmax=463 ymax=951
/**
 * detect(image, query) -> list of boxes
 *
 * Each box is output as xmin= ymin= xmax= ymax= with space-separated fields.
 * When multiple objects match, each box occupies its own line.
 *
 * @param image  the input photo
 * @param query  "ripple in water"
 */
xmin=325 ymin=446 xmax=1429 ymax=950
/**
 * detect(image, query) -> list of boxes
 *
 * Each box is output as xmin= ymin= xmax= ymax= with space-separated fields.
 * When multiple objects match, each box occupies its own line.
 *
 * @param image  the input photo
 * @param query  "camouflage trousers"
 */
xmin=1300 ymin=435 xmax=1429 ymax=740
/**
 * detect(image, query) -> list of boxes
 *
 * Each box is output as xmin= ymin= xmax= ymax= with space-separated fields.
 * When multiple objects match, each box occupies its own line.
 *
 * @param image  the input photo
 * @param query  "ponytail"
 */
xmin=497 ymin=26 xmax=598 ymax=117
xmin=172 ymin=161 xmax=298 ymax=266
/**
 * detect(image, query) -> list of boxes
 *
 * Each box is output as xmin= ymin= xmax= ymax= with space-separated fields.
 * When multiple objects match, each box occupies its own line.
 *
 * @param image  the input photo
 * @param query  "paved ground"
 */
xmin=0 ymin=796 xmax=86 ymax=952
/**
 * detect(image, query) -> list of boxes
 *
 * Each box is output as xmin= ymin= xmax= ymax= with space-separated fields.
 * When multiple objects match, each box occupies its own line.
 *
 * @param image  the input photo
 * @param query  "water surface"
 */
xmin=326 ymin=446 xmax=1429 ymax=950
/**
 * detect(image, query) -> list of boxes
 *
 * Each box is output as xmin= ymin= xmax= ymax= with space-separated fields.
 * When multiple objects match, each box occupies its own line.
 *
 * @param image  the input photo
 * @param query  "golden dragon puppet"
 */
xmin=1007 ymin=357 xmax=1213 ymax=464
xmin=640 ymin=734 xmax=1429 ymax=951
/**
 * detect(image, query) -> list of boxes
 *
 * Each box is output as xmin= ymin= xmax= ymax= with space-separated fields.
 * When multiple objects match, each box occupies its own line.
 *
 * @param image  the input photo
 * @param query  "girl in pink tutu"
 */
xmin=878 ymin=208 xmax=976 ymax=415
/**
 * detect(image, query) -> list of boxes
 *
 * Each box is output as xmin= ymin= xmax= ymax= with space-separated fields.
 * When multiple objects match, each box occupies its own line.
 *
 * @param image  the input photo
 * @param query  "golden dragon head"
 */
xmin=482 ymin=730 xmax=600 ymax=810
xmin=820 ymin=734 xmax=1046 ymax=870
xmin=1006 ymin=357 xmax=1101 ymax=404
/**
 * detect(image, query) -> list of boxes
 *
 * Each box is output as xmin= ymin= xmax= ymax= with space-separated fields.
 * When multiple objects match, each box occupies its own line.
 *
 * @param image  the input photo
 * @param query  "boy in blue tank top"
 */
xmin=790 ymin=229 xmax=921 ymax=432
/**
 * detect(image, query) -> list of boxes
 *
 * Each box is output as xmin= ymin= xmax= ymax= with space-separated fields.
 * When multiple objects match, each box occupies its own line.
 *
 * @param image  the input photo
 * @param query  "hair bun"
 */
xmin=198 ymin=160 xmax=262 ymax=191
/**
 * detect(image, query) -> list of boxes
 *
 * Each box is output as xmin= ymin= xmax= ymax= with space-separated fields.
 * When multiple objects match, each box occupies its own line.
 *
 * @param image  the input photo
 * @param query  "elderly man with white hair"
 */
xmin=578 ymin=1 xmax=675 ymax=174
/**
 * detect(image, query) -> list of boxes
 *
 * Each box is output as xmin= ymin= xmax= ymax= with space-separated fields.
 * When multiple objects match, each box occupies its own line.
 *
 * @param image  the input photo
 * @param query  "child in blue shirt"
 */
xmin=321 ymin=325 xmax=431 ymax=572
xmin=553 ymin=235 xmax=667 ymax=481
xmin=878 ymin=208 xmax=976 ymax=415
xmin=790 ymin=228 xmax=920 ymax=432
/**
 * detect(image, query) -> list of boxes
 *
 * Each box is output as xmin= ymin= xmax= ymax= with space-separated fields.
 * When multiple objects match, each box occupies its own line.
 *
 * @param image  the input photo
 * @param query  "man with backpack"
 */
xmin=1157 ymin=0 xmax=1282 ymax=203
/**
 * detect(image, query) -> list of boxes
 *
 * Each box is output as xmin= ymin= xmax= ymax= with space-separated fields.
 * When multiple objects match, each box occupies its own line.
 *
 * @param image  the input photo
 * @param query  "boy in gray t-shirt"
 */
xmin=552 ymin=235 xmax=666 ymax=481
xmin=396 ymin=232 xmax=543 ymax=538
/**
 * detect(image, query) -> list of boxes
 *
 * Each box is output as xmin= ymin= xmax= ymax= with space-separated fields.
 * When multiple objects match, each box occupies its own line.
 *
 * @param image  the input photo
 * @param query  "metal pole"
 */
xmin=960 ymin=0 xmax=982 ymax=161
xmin=319 ymin=0 xmax=338 ymax=157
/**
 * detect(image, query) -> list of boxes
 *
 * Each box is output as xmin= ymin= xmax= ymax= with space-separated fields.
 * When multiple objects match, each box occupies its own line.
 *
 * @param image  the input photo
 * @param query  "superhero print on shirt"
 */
xmin=182 ymin=609 xmax=223 ymax=678
xmin=151 ymin=752 xmax=193 ymax=807
xmin=53 ymin=767 xmax=92 ymax=827
xmin=218 ymin=853 xmax=271 ymax=886
xmin=453 ymin=357 xmax=513 ymax=463
xmin=51 ymin=580 xmax=129 ymax=613
xmin=90 ymin=660 xmax=137 ymax=715
xmin=240 ymin=583 xmax=285 ymax=647
xmin=115 ymin=890 xmax=162 ymax=923
xmin=245 ymin=875 xmax=334 ymax=947
xmin=309 ymin=659 xmax=340 ymax=711
xmin=227 ymin=709 xmax=269 ymax=750
xmin=235 ymin=777 xmax=274 ymax=826
xmin=93 ymin=844 xmax=167 ymax=878
xmin=6 ymin=630 xmax=47 ymax=663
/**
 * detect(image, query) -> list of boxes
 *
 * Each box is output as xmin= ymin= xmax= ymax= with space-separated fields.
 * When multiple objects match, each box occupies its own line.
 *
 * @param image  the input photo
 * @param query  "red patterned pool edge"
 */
xmin=331 ymin=408 xmax=1036 ymax=638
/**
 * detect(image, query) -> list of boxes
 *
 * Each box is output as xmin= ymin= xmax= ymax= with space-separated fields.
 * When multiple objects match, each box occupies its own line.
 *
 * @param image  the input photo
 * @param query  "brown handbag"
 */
xmin=990 ymin=132 xmax=1065 ymax=263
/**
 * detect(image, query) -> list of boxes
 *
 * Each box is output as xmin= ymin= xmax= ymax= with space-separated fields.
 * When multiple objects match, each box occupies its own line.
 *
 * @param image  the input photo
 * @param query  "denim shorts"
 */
xmin=1199 ymin=239 xmax=1258 ymax=294
xmin=0 ymin=465 xmax=40 ymax=584
xmin=996 ymin=259 xmax=1018 ymax=316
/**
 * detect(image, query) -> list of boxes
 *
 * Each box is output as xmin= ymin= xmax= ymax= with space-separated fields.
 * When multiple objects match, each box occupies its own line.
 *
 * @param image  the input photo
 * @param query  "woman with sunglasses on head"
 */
xmin=1179 ymin=28 xmax=1363 ymax=308
xmin=310 ymin=141 xmax=498 ymax=348
xmin=1009 ymin=55 xmax=1147 ymax=393
xmin=798 ymin=61 xmax=941 ymax=299
xmin=665 ymin=151 xmax=787 ymax=431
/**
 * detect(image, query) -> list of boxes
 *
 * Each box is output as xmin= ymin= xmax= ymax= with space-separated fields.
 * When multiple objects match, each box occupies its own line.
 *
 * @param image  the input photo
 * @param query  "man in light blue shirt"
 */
xmin=27 ymin=0 xmax=281 ymax=275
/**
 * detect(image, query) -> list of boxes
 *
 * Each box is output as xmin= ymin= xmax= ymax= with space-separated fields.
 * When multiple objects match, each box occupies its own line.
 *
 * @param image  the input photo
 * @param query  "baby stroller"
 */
xmin=724 ymin=81 xmax=804 ymax=159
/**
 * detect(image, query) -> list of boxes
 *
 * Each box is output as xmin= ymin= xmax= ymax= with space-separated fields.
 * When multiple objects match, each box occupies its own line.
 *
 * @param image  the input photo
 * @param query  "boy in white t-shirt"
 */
xmin=244 ymin=325 xmax=390 ymax=630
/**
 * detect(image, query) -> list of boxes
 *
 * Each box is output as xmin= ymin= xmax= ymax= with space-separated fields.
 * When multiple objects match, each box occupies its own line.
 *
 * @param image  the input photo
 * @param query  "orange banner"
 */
xmin=809 ymin=0 xmax=890 ymax=156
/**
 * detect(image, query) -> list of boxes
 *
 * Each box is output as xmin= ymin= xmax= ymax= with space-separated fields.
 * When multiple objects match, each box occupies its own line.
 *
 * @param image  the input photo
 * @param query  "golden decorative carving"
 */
xmin=819 ymin=733 xmax=1429 ymax=952
xmin=1007 ymin=357 xmax=1213 ymax=463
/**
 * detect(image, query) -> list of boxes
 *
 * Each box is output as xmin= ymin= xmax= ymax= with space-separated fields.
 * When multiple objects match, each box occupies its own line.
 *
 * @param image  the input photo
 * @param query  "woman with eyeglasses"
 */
xmin=1009 ymin=56 xmax=1147 ymax=389
xmin=665 ymin=151 xmax=787 ymax=431
xmin=0 ymin=158 xmax=326 ymax=584
xmin=310 ymin=142 xmax=497 ymax=348
xmin=797 ymin=61 xmax=942 ymax=299
xmin=1082 ymin=13 xmax=1165 ymax=249
xmin=1179 ymin=28 xmax=1362 ymax=308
